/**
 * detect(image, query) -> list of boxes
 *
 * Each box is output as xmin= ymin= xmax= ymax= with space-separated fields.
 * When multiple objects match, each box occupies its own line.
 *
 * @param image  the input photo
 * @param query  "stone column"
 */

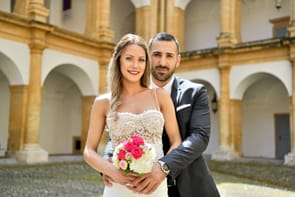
xmin=285 ymin=6 xmax=295 ymax=164
xmin=288 ymin=0 xmax=295 ymax=36
xmin=165 ymin=0 xmax=191 ymax=51
xmin=212 ymin=55 xmax=235 ymax=160
xmin=284 ymin=61 xmax=295 ymax=165
xmin=16 ymin=28 xmax=48 ymax=163
xmin=217 ymin=0 xmax=241 ymax=47
xmin=290 ymin=0 xmax=295 ymax=25
xmin=13 ymin=0 xmax=49 ymax=23
xmin=230 ymin=99 xmax=242 ymax=157
xmin=81 ymin=96 xmax=96 ymax=153
xmin=85 ymin=0 xmax=114 ymax=93
xmin=96 ymin=52 xmax=113 ymax=151
xmin=85 ymin=0 xmax=113 ymax=42
xmin=6 ymin=85 xmax=28 ymax=157
xmin=132 ymin=0 xmax=158 ymax=41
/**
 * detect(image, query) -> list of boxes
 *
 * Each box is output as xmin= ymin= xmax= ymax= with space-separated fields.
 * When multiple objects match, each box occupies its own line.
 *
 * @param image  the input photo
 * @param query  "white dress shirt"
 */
xmin=150 ymin=75 xmax=175 ymax=94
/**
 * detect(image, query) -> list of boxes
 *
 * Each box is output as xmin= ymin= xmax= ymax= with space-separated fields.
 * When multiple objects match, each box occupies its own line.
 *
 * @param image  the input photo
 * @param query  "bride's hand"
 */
xmin=109 ymin=166 xmax=138 ymax=186
xmin=127 ymin=162 xmax=166 ymax=194
xmin=102 ymin=173 xmax=114 ymax=187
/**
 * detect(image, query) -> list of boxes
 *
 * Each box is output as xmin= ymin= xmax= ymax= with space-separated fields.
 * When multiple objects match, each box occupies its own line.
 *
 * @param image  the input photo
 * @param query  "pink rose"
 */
xmin=125 ymin=152 xmax=132 ymax=160
xmin=131 ymin=146 xmax=143 ymax=159
xmin=124 ymin=142 xmax=134 ymax=152
xmin=119 ymin=160 xmax=128 ymax=170
xmin=117 ymin=149 xmax=126 ymax=160
xmin=131 ymin=136 xmax=144 ymax=146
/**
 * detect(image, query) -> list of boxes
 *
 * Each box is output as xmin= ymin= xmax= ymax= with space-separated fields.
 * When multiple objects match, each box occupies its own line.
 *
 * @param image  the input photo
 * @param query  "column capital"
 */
xmin=288 ymin=24 xmax=295 ymax=37
xmin=97 ymin=26 xmax=114 ymax=42
xmin=218 ymin=54 xmax=232 ymax=69
xmin=85 ymin=0 xmax=114 ymax=42
xmin=217 ymin=33 xmax=236 ymax=48
xmin=289 ymin=44 xmax=295 ymax=61
xmin=28 ymin=25 xmax=49 ymax=52
xmin=28 ymin=0 xmax=49 ymax=22
xmin=14 ymin=0 xmax=49 ymax=22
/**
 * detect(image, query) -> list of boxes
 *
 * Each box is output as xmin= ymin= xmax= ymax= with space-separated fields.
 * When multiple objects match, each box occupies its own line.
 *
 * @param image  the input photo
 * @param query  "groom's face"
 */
xmin=149 ymin=41 xmax=180 ymax=85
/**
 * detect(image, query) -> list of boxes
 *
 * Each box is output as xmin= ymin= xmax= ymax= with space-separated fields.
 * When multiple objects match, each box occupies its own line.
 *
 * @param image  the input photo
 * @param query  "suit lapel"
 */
xmin=171 ymin=77 xmax=178 ymax=106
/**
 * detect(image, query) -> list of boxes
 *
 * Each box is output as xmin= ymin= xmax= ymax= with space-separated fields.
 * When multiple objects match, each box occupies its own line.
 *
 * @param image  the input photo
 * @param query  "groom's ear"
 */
xmin=176 ymin=54 xmax=181 ymax=68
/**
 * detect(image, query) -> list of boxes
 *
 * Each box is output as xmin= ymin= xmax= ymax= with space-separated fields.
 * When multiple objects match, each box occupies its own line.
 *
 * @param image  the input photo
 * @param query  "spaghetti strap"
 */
xmin=153 ymin=88 xmax=161 ymax=111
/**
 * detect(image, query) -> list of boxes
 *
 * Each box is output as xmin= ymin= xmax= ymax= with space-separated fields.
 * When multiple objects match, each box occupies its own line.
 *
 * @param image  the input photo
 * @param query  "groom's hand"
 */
xmin=127 ymin=162 xmax=166 ymax=194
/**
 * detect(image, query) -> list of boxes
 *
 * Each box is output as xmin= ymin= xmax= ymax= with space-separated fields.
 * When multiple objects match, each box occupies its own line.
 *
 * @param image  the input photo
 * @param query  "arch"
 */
xmin=111 ymin=0 xmax=135 ymax=43
xmin=0 ymin=39 xmax=30 ymax=85
xmin=231 ymin=60 xmax=291 ymax=99
xmin=130 ymin=0 xmax=150 ymax=8
xmin=184 ymin=1 xmax=220 ymax=50
xmin=177 ymin=68 xmax=220 ymax=98
xmin=174 ymin=0 xmax=191 ymax=10
xmin=42 ymin=49 xmax=99 ymax=96
xmin=242 ymin=73 xmax=289 ymax=158
xmin=0 ymin=71 xmax=10 ymax=156
xmin=40 ymin=68 xmax=82 ymax=154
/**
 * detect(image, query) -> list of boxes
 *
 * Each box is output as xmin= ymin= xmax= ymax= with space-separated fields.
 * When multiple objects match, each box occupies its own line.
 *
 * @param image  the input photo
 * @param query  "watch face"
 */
xmin=163 ymin=164 xmax=169 ymax=171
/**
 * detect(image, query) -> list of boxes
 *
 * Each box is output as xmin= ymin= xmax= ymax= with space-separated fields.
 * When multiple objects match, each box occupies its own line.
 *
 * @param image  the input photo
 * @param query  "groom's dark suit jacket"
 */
xmin=160 ymin=76 xmax=220 ymax=197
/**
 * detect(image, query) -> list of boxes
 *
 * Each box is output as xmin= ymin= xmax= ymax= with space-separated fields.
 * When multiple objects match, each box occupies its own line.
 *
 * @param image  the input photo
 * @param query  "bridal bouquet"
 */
xmin=112 ymin=135 xmax=155 ymax=174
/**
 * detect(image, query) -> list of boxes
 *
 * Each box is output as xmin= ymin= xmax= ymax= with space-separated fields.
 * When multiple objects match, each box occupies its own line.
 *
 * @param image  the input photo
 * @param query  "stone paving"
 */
xmin=0 ymin=156 xmax=295 ymax=197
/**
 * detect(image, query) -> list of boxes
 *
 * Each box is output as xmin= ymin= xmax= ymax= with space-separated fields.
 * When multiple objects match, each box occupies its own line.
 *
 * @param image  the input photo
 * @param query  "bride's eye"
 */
xmin=139 ymin=58 xmax=146 ymax=62
xmin=125 ymin=56 xmax=132 ymax=61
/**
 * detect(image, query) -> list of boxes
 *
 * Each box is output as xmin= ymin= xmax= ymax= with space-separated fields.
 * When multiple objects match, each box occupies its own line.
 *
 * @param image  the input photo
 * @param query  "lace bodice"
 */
xmin=106 ymin=109 xmax=164 ymax=160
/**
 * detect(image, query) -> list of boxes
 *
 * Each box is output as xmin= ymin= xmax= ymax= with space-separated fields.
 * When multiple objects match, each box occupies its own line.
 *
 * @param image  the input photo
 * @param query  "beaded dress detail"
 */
xmin=106 ymin=110 xmax=164 ymax=160
xmin=102 ymin=90 xmax=168 ymax=197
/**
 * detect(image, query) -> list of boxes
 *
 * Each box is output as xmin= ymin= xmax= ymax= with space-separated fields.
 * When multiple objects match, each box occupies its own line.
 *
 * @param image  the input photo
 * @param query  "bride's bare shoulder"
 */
xmin=93 ymin=93 xmax=111 ymax=107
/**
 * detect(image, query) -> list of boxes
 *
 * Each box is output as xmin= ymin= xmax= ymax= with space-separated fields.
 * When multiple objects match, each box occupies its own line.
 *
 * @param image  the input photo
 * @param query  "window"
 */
xmin=72 ymin=136 xmax=81 ymax=154
xmin=269 ymin=16 xmax=290 ymax=38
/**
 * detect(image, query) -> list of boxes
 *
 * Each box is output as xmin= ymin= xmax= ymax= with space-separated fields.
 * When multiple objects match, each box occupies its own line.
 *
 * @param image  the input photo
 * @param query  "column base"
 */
xmin=211 ymin=146 xmax=237 ymax=161
xmin=284 ymin=151 xmax=295 ymax=166
xmin=16 ymin=144 xmax=48 ymax=164
xmin=0 ymin=150 xmax=5 ymax=157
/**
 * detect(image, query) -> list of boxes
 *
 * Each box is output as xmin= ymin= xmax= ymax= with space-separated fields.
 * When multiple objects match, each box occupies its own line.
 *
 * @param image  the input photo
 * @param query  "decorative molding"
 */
xmin=174 ymin=0 xmax=191 ymax=10
xmin=130 ymin=0 xmax=150 ymax=8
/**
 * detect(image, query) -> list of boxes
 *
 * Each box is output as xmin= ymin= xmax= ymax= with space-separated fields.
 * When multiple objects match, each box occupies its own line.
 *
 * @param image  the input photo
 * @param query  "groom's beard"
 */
xmin=151 ymin=64 xmax=176 ymax=82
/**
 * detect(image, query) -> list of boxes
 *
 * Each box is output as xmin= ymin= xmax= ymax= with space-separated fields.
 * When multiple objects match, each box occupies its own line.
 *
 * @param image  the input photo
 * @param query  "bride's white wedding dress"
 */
xmin=103 ymin=109 xmax=168 ymax=197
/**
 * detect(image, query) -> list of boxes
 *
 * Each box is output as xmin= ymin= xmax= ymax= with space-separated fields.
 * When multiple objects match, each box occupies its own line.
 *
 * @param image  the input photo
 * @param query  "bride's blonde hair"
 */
xmin=108 ymin=34 xmax=150 ymax=116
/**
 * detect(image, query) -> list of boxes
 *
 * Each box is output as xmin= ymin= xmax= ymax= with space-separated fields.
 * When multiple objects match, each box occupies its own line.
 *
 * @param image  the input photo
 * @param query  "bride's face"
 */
xmin=120 ymin=44 xmax=147 ymax=84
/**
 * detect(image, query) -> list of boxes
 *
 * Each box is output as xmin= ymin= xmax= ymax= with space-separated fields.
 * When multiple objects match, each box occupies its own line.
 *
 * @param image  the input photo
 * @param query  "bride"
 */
xmin=83 ymin=33 xmax=181 ymax=197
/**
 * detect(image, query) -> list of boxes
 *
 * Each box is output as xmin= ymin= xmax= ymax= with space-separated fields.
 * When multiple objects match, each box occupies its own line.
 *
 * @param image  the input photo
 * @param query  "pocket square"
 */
xmin=176 ymin=104 xmax=191 ymax=112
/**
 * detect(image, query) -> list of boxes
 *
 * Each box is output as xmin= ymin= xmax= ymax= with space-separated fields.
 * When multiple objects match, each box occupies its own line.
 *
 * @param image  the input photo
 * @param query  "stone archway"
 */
xmin=241 ymin=73 xmax=289 ymax=159
xmin=40 ymin=65 xmax=83 ymax=154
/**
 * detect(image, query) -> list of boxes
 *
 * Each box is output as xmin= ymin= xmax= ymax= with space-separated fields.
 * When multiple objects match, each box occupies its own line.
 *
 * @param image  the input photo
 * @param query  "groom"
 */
xmin=104 ymin=32 xmax=220 ymax=197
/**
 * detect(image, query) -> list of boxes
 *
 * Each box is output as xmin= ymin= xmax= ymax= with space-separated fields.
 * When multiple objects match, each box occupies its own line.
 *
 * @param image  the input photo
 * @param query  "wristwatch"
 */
xmin=158 ymin=160 xmax=170 ymax=175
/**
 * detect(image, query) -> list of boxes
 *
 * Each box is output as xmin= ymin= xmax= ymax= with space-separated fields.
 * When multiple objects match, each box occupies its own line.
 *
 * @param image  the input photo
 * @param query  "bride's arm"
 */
xmin=83 ymin=96 xmax=135 ymax=185
xmin=157 ymin=89 xmax=181 ymax=152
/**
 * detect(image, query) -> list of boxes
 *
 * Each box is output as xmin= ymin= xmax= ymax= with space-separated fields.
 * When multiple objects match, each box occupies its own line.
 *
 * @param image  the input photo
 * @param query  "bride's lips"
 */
xmin=128 ymin=70 xmax=140 ymax=75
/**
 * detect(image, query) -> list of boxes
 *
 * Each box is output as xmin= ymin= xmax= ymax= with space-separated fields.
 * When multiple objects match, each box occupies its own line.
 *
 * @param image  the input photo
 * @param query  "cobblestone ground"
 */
xmin=0 ymin=157 xmax=295 ymax=197
xmin=213 ymin=171 xmax=295 ymax=197
xmin=0 ymin=162 xmax=103 ymax=197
